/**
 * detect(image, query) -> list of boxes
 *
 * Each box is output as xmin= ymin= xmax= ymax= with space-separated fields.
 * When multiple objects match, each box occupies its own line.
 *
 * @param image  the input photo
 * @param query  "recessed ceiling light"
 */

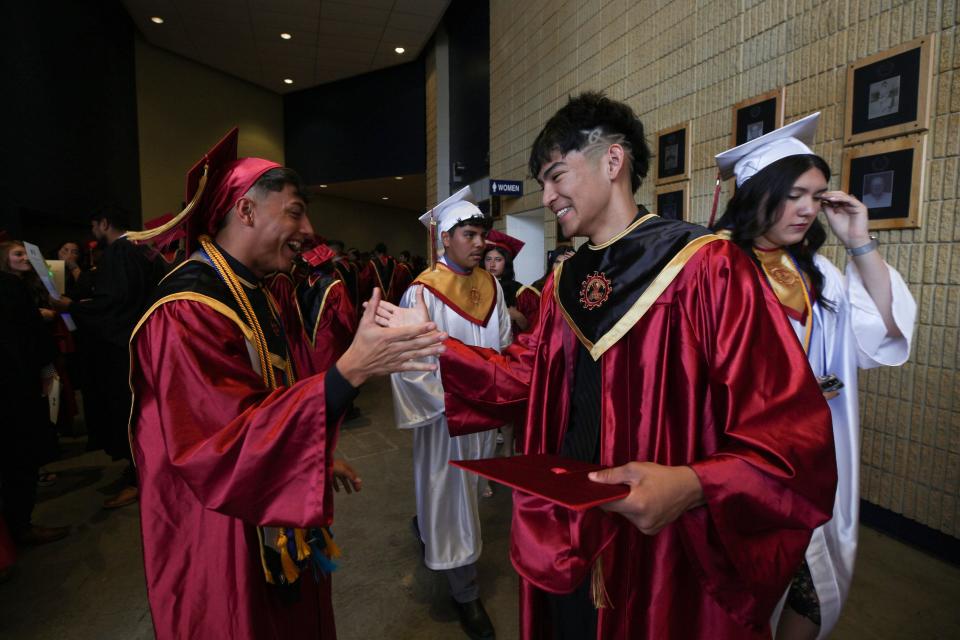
xmin=283 ymin=78 xmax=293 ymax=85
xmin=150 ymin=16 xmax=164 ymax=24
xmin=394 ymin=47 xmax=405 ymax=54
xmin=381 ymin=196 xmax=389 ymax=200
xmin=394 ymin=176 xmax=404 ymax=180
xmin=280 ymin=32 xmax=292 ymax=40
xmin=319 ymin=184 xmax=328 ymax=188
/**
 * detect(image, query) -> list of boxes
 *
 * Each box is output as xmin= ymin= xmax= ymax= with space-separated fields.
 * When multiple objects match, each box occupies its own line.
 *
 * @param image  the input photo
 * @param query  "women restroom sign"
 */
xmin=490 ymin=179 xmax=523 ymax=197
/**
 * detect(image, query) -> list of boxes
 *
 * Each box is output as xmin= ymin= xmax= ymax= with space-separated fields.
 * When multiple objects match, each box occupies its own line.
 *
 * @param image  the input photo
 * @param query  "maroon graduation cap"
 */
xmin=126 ymin=128 xmax=280 ymax=252
xmin=450 ymin=454 xmax=629 ymax=510
xmin=485 ymin=229 xmax=525 ymax=258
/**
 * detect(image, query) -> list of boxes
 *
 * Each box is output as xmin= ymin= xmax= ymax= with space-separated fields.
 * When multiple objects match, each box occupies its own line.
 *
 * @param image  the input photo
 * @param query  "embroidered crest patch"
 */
xmin=579 ymin=271 xmax=612 ymax=310
xmin=768 ymin=266 xmax=798 ymax=287
xmin=469 ymin=287 xmax=481 ymax=306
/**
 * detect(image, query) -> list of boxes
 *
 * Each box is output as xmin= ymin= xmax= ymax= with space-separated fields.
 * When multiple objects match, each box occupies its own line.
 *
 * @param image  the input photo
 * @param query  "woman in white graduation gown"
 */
xmin=712 ymin=113 xmax=916 ymax=640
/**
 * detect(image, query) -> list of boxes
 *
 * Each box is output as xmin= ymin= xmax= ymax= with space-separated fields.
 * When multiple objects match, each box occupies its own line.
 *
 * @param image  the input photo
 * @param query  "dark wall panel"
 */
xmin=284 ymin=62 xmax=426 ymax=185
xmin=447 ymin=0 xmax=490 ymax=188
xmin=0 ymin=0 xmax=141 ymax=248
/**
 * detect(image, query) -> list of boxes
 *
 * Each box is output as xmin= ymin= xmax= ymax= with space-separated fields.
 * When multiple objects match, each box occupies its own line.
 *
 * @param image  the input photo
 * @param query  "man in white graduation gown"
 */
xmin=391 ymin=187 xmax=511 ymax=640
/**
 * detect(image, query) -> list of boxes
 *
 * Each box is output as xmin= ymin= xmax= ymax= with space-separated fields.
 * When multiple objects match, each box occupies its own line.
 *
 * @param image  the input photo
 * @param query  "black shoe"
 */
xmin=411 ymin=516 xmax=426 ymax=561
xmin=453 ymin=598 xmax=495 ymax=640
xmin=15 ymin=525 xmax=69 ymax=546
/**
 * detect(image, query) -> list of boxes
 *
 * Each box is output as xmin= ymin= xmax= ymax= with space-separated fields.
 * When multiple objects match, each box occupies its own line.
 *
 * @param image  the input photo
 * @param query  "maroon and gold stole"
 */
xmin=413 ymin=261 xmax=497 ymax=326
xmin=752 ymin=245 xmax=813 ymax=353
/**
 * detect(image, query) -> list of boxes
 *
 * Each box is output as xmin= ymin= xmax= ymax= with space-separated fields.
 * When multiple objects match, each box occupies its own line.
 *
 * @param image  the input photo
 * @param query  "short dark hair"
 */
xmin=89 ymin=204 xmax=130 ymax=231
xmin=327 ymin=239 xmax=344 ymax=252
xmin=248 ymin=167 xmax=309 ymax=203
xmin=529 ymin=91 xmax=651 ymax=193
xmin=374 ymin=243 xmax=388 ymax=254
xmin=399 ymin=250 xmax=411 ymax=260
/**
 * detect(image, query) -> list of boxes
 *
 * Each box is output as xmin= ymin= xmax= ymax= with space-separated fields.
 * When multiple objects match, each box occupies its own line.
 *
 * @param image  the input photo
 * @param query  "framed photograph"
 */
xmin=731 ymin=87 xmax=785 ymax=147
xmin=654 ymin=182 xmax=689 ymax=222
xmin=844 ymin=34 xmax=936 ymax=145
xmin=841 ymin=134 xmax=925 ymax=230
xmin=655 ymin=121 xmax=691 ymax=185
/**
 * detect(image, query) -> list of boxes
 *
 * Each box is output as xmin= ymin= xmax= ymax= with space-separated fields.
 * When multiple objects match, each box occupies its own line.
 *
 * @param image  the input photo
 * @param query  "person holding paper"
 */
xmin=376 ymin=92 xmax=837 ymax=639
xmin=390 ymin=187 xmax=511 ymax=640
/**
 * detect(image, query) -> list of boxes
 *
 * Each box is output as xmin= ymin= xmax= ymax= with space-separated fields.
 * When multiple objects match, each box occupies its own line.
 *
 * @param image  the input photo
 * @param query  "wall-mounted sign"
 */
xmin=490 ymin=179 xmax=523 ymax=197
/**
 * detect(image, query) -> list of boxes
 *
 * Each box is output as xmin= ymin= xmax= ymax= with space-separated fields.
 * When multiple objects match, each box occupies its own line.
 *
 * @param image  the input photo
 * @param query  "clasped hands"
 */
xmin=336 ymin=288 xmax=444 ymax=388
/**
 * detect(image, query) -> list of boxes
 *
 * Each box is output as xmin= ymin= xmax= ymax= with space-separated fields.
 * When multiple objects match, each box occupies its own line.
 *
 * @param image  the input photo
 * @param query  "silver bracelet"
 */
xmin=846 ymin=236 xmax=878 ymax=257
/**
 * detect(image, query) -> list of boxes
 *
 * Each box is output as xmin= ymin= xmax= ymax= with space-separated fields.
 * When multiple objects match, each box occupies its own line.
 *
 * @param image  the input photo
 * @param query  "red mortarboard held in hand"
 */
xmin=125 ymin=128 xmax=280 ymax=252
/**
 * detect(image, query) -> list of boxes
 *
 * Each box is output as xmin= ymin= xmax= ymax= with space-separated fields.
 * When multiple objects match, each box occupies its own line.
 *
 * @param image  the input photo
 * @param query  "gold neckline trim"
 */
xmin=588 ymin=213 xmax=657 ymax=250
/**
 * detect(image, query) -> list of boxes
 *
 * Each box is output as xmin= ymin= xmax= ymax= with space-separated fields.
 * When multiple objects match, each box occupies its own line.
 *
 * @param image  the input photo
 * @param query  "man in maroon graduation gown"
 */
xmin=127 ymin=129 xmax=445 ymax=639
xmin=378 ymin=93 xmax=837 ymax=639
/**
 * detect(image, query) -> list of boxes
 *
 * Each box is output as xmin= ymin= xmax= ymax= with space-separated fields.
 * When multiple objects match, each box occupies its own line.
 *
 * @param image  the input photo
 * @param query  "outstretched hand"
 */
xmin=373 ymin=286 xmax=431 ymax=328
xmin=588 ymin=462 xmax=704 ymax=535
xmin=332 ymin=459 xmax=362 ymax=493
xmin=336 ymin=288 xmax=447 ymax=387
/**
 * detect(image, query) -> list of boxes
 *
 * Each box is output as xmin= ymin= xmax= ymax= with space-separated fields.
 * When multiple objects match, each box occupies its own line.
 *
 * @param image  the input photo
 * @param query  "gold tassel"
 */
xmin=124 ymin=164 xmax=210 ymax=242
xmin=429 ymin=209 xmax=438 ymax=271
xmin=276 ymin=530 xmax=301 ymax=584
xmin=590 ymin=557 xmax=612 ymax=609
xmin=294 ymin=528 xmax=312 ymax=562
xmin=321 ymin=527 xmax=342 ymax=560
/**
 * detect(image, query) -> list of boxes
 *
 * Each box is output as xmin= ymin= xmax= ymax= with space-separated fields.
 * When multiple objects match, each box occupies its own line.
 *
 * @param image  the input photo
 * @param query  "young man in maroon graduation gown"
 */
xmin=126 ymin=129 xmax=445 ymax=640
xmin=377 ymin=93 xmax=837 ymax=639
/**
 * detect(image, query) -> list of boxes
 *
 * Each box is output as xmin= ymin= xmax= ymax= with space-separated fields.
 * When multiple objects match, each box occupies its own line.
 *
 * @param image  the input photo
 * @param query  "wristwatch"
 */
xmin=846 ymin=235 xmax=878 ymax=257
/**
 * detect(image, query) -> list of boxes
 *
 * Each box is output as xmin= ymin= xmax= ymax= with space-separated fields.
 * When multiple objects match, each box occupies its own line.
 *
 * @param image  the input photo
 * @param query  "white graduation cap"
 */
xmin=715 ymin=112 xmax=820 ymax=187
xmin=418 ymin=186 xmax=486 ymax=262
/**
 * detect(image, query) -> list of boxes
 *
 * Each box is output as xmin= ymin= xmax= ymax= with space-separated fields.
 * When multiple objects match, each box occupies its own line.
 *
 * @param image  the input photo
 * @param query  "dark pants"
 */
xmin=1 ymin=388 xmax=42 ymax=536
xmin=545 ymin=578 xmax=598 ymax=640
xmin=93 ymin=343 xmax=134 ymax=465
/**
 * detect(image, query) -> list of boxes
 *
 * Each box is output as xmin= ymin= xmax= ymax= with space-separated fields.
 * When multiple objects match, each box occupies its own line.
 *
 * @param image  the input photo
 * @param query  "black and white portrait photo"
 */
xmin=663 ymin=142 xmax=679 ymax=171
xmin=868 ymin=76 xmax=900 ymax=119
xmin=861 ymin=171 xmax=894 ymax=208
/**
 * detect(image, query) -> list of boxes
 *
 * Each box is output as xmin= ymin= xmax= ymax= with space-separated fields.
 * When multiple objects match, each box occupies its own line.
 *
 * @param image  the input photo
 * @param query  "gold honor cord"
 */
xmin=199 ymin=236 xmax=278 ymax=389
xmin=124 ymin=164 xmax=210 ymax=243
xmin=200 ymin=235 xmax=300 ymax=586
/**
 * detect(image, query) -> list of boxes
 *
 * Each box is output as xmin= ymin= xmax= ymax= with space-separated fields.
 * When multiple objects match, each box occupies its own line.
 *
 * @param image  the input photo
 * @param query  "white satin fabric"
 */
xmin=772 ymin=255 xmax=915 ymax=638
xmin=391 ymin=258 xmax=512 ymax=570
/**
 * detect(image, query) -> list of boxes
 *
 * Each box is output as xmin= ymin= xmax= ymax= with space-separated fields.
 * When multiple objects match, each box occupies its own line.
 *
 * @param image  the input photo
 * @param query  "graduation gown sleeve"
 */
xmin=132 ymin=299 xmax=334 ymax=527
xmin=515 ymin=286 xmax=541 ymax=333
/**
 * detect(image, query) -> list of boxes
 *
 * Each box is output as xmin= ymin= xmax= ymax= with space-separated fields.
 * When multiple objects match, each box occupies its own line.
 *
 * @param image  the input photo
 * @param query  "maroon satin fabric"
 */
xmin=440 ymin=241 xmax=836 ymax=639
xmin=357 ymin=261 xmax=375 ymax=305
xmin=131 ymin=301 xmax=337 ymax=639
xmin=267 ymin=273 xmax=356 ymax=377
xmin=515 ymin=288 xmax=540 ymax=334
xmin=391 ymin=262 xmax=415 ymax=305
xmin=266 ymin=272 xmax=356 ymax=522
xmin=0 ymin=516 xmax=14 ymax=571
